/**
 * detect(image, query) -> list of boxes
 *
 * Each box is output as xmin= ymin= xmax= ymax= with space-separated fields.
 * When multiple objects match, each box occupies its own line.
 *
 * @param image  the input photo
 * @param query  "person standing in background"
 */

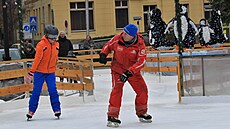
xmin=57 ymin=31 xmax=73 ymax=57
xmin=23 ymin=43 xmax=36 ymax=58
xmin=83 ymin=35 xmax=94 ymax=50
xmin=57 ymin=31 xmax=74 ymax=82
xmin=23 ymin=39 xmax=32 ymax=49
xmin=22 ymin=39 xmax=32 ymax=55
xmin=82 ymin=35 xmax=94 ymax=96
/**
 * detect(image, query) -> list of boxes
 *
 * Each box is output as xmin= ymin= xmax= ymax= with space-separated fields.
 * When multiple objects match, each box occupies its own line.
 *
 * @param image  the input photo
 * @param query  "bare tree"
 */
xmin=0 ymin=0 xmax=19 ymax=48
xmin=7 ymin=0 xmax=19 ymax=46
xmin=0 ymin=1 xmax=2 ymax=27
xmin=0 ymin=1 xmax=4 ymax=48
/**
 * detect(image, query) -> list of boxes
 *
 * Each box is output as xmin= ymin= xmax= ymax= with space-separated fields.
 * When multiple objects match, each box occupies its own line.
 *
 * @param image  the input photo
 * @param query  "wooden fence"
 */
xmin=0 ymin=58 xmax=94 ymax=101
xmin=73 ymin=43 xmax=230 ymax=67
xmin=1 ymin=43 xmax=230 ymax=102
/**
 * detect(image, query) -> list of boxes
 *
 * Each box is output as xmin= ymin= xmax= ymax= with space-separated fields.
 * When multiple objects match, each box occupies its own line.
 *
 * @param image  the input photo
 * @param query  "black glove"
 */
xmin=98 ymin=53 xmax=107 ymax=64
xmin=119 ymin=70 xmax=133 ymax=82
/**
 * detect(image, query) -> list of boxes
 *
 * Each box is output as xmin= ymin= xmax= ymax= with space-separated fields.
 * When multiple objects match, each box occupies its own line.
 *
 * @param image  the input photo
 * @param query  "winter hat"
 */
xmin=124 ymin=24 xmax=138 ymax=37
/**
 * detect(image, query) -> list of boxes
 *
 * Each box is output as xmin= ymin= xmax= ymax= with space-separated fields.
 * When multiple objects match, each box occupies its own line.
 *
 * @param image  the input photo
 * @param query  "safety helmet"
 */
xmin=44 ymin=25 xmax=59 ymax=39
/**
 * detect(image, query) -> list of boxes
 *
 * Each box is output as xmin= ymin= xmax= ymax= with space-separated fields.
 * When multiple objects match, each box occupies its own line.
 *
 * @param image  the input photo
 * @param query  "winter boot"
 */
xmin=107 ymin=116 xmax=121 ymax=127
xmin=54 ymin=111 xmax=61 ymax=119
xmin=138 ymin=114 xmax=152 ymax=123
xmin=26 ymin=111 xmax=34 ymax=121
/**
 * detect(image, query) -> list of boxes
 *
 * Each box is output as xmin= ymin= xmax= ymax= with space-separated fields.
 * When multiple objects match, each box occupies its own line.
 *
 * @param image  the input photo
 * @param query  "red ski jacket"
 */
xmin=101 ymin=32 xmax=146 ymax=74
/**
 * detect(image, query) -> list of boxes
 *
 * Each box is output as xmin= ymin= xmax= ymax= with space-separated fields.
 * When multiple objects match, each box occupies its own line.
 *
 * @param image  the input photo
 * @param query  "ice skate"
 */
xmin=26 ymin=111 xmax=34 ymax=121
xmin=138 ymin=114 xmax=152 ymax=123
xmin=54 ymin=111 xmax=61 ymax=119
xmin=107 ymin=116 xmax=121 ymax=127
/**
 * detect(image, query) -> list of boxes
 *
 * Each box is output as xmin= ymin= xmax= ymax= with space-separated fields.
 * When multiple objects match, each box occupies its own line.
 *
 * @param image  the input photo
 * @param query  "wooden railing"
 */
xmin=0 ymin=59 xmax=94 ymax=101
xmin=72 ymin=43 xmax=230 ymax=67
xmin=142 ymin=55 xmax=178 ymax=73
xmin=73 ymin=49 xmax=112 ymax=67
xmin=1 ymin=43 xmax=230 ymax=102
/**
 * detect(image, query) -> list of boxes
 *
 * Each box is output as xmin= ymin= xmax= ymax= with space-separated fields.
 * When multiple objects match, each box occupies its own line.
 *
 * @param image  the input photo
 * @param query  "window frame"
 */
xmin=70 ymin=2 xmax=94 ymax=32
xmin=115 ymin=0 xmax=129 ymax=29
xmin=204 ymin=3 xmax=212 ymax=21
xmin=143 ymin=5 xmax=157 ymax=32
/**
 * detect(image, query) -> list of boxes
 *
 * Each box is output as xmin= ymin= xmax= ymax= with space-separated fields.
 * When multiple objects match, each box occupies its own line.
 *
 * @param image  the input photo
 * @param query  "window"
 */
xmin=143 ymin=5 xmax=156 ymax=32
xmin=42 ymin=7 xmax=45 ymax=35
xmin=204 ymin=3 xmax=212 ymax=21
xmin=115 ymin=0 xmax=128 ymax=29
xmin=39 ymin=8 xmax=41 ymax=35
xmin=48 ymin=4 xmax=51 ymax=24
xmin=70 ymin=2 xmax=94 ymax=31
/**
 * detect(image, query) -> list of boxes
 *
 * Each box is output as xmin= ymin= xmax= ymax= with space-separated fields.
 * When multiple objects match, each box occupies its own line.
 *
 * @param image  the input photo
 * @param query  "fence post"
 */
xmin=79 ymin=64 xmax=85 ymax=102
xmin=23 ymin=60 xmax=30 ymax=98
xmin=89 ymin=63 xmax=96 ymax=101
xmin=157 ymin=51 xmax=161 ymax=82
xmin=177 ymin=57 xmax=182 ymax=103
xmin=201 ymin=57 xmax=205 ymax=96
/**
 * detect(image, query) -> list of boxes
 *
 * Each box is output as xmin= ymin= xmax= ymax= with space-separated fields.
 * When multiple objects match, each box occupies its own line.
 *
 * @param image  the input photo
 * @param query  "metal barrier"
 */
xmin=142 ymin=47 xmax=230 ymax=103
xmin=180 ymin=54 xmax=230 ymax=96
xmin=177 ymin=52 xmax=230 ymax=103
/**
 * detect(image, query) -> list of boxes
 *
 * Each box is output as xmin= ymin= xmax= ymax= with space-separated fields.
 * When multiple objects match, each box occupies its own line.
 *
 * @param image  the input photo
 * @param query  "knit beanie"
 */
xmin=124 ymin=24 xmax=138 ymax=37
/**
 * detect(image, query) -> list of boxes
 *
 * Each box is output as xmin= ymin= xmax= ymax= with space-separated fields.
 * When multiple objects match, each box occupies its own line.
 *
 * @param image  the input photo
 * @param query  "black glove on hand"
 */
xmin=98 ymin=53 xmax=107 ymax=64
xmin=119 ymin=70 xmax=133 ymax=82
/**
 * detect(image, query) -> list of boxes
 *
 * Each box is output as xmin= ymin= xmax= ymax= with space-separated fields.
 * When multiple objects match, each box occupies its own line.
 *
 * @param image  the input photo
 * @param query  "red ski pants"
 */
xmin=107 ymin=71 xmax=148 ymax=118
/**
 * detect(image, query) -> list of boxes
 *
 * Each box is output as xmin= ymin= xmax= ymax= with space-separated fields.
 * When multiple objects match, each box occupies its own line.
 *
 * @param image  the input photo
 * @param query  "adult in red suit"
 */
xmin=99 ymin=24 xmax=152 ymax=127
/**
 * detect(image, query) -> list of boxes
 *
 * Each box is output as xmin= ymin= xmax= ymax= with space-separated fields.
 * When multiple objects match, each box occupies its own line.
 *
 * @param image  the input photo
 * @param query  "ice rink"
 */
xmin=0 ymin=68 xmax=230 ymax=129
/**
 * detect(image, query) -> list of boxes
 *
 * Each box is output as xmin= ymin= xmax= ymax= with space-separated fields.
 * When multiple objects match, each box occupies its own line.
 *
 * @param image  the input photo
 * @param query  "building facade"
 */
xmin=23 ymin=0 xmax=211 ymax=41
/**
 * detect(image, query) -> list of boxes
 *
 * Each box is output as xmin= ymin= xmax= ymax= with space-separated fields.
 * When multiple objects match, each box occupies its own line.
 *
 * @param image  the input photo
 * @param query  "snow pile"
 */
xmin=0 ymin=99 xmax=5 ymax=104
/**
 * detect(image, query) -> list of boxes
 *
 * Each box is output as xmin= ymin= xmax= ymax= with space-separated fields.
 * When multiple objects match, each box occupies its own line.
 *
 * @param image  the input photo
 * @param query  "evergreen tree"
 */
xmin=209 ymin=0 xmax=230 ymax=23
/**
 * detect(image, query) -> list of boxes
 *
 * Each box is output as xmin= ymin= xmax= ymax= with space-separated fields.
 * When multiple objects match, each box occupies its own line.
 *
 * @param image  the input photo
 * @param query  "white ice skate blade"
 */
xmin=107 ymin=121 xmax=120 ymax=128
xmin=139 ymin=118 xmax=152 ymax=123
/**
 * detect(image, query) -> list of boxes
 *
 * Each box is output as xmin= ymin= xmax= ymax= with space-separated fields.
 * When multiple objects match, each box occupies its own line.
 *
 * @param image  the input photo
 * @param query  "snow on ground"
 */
xmin=0 ymin=68 xmax=230 ymax=129
xmin=0 ymin=100 xmax=5 ymax=104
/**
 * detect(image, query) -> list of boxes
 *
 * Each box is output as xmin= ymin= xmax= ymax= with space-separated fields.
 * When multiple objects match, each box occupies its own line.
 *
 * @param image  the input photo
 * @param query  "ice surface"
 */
xmin=0 ymin=68 xmax=230 ymax=129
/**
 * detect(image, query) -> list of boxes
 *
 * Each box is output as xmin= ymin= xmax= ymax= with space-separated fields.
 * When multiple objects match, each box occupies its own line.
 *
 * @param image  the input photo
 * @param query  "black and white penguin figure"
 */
xmin=209 ymin=9 xmax=228 ymax=45
xmin=149 ymin=8 xmax=174 ymax=50
xmin=164 ymin=5 xmax=199 ymax=49
xmin=198 ymin=18 xmax=216 ymax=47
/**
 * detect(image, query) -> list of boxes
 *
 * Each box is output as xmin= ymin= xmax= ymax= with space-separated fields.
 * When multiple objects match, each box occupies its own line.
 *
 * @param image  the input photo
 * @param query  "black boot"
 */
xmin=107 ymin=116 xmax=121 ymax=127
xmin=138 ymin=114 xmax=152 ymax=123
xmin=26 ymin=111 xmax=34 ymax=121
xmin=54 ymin=111 xmax=61 ymax=119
